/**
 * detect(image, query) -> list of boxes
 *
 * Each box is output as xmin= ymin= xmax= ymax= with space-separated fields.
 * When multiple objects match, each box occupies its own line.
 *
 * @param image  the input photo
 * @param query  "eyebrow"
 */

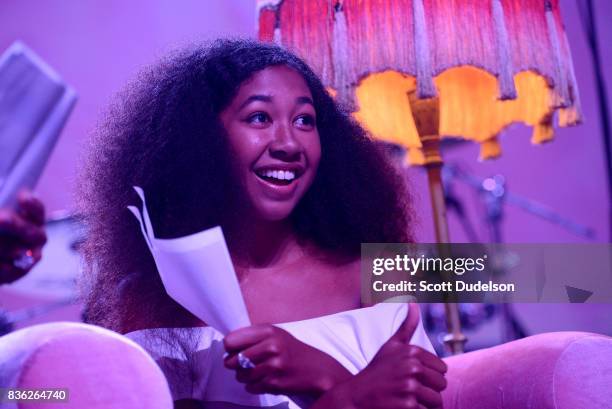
xmin=238 ymin=94 xmax=315 ymax=110
xmin=296 ymin=96 xmax=315 ymax=107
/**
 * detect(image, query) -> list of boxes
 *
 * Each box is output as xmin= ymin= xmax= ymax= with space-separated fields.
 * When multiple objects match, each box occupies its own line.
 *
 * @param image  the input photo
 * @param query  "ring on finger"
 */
xmin=237 ymin=352 xmax=255 ymax=369
xmin=13 ymin=250 xmax=34 ymax=270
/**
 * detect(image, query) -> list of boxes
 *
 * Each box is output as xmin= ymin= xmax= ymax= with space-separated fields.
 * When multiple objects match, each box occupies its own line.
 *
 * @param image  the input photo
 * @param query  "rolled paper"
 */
xmin=0 ymin=41 xmax=76 ymax=208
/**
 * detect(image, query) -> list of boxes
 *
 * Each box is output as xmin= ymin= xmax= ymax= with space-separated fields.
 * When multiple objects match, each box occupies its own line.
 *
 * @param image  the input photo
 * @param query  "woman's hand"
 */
xmin=0 ymin=191 xmax=47 ymax=285
xmin=313 ymin=304 xmax=447 ymax=409
xmin=224 ymin=324 xmax=352 ymax=397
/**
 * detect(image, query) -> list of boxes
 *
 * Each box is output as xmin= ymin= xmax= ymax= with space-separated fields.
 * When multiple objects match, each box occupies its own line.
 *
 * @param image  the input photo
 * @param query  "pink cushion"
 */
xmin=0 ymin=322 xmax=173 ymax=409
xmin=3 ymin=325 xmax=610 ymax=408
xmin=442 ymin=332 xmax=612 ymax=409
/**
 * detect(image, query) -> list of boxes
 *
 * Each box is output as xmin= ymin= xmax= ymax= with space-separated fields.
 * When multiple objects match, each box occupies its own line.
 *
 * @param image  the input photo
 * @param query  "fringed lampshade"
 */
xmin=258 ymin=0 xmax=582 ymax=354
xmin=257 ymin=0 xmax=581 ymax=164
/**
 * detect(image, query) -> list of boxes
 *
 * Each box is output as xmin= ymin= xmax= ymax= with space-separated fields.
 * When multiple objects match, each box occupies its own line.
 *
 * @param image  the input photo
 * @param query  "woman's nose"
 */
xmin=269 ymin=124 xmax=301 ymax=160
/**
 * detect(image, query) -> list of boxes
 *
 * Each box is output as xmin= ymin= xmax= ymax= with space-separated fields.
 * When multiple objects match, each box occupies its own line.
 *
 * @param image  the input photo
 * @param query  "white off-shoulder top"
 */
xmin=125 ymin=303 xmax=435 ymax=408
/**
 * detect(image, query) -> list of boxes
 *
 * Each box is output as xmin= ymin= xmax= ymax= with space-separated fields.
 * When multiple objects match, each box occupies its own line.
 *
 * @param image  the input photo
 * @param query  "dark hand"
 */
xmin=314 ymin=304 xmax=447 ymax=409
xmin=224 ymin=324 xmax=351 ymax=397
xmin=0 ymin=191 xmax=47 ymax=284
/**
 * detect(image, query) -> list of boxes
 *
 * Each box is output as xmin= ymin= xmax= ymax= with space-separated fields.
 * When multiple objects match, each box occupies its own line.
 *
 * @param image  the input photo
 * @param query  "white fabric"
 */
xmin=126 ymin=303 xmax=435 ymax=408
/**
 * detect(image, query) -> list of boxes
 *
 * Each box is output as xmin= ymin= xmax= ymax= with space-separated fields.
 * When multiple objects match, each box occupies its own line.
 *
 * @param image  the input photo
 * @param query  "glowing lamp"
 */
xmin=257 ymin=0 xmax=581 ymax=353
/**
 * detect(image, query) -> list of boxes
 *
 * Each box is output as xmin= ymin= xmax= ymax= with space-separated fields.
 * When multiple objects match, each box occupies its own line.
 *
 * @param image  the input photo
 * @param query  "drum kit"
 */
xmin=386 ymin=140 xmax=599 ymax=352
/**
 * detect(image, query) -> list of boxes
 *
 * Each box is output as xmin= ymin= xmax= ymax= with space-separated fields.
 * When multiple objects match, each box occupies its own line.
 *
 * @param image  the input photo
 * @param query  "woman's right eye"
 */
xmin=246 ymin=112 xmax=270 ymax=126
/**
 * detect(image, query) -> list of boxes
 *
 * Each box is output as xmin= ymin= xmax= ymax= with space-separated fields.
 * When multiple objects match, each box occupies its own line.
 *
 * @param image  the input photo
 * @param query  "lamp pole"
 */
xmin=408 ymin=91 xmax=467 ymax=355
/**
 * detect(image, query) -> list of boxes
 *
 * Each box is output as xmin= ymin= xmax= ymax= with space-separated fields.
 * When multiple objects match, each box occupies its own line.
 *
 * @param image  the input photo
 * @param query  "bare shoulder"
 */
xmin=244 ymin=243 xmax=363 ymax=323
xmin=310 ymin=247 xmax=362 ymax=306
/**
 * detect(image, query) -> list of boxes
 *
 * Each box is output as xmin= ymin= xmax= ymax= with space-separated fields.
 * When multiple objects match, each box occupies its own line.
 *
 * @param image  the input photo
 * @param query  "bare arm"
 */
xmin=224 ymin=324 xmax=351 ymax=397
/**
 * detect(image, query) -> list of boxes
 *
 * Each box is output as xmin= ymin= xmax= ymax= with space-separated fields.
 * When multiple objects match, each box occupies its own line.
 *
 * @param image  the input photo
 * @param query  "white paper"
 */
xmin=0 ymin=41 xmax=77 ymax=208
xmin=128 ymin=186 xmax=250 ymax=335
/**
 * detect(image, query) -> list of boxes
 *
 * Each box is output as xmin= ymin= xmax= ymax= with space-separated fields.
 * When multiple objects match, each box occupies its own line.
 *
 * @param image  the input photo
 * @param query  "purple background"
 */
xmin=0 ymin=1 xmax=610 ymax=342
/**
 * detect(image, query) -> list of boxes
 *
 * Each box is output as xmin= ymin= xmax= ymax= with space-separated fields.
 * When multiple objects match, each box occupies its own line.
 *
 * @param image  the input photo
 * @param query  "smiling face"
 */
xmin=220 ymin=65 xmax=321 ymax=222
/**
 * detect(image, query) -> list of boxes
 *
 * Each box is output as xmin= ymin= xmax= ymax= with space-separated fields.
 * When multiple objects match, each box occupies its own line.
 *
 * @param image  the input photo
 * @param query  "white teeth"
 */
xmin=258 ymin=169 xmax=297 ymax=181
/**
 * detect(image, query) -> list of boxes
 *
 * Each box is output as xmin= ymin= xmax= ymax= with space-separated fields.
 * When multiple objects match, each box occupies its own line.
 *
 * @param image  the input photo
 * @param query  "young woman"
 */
xmin=77 ymin=39 xmax=447 ymax=409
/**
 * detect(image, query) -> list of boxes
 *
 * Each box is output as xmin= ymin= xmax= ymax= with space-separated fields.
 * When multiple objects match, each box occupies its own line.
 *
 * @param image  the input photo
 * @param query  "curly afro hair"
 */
xmin=76 ymin=38 xmax=414 ymax=333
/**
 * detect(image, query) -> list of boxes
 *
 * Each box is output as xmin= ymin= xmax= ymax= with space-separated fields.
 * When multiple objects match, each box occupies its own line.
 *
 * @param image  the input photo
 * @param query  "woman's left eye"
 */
xmin=294 ymin=115 xmax=316 ymax=129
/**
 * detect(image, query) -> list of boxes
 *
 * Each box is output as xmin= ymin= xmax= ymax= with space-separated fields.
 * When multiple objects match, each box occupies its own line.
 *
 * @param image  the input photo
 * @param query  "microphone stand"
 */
xmin=441 ymin=163 xmax=595 ymax=342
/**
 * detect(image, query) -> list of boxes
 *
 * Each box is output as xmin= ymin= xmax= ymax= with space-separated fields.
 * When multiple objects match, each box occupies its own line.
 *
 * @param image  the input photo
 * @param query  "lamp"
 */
xmin=257 ymin=0 xmax=582 ymax=354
